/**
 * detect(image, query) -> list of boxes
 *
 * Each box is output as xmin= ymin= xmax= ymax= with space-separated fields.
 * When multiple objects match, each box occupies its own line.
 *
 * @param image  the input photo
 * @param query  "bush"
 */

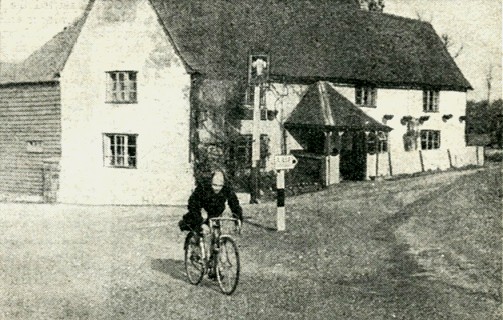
xmin=485 ymin=149 xmax=503 ymax=162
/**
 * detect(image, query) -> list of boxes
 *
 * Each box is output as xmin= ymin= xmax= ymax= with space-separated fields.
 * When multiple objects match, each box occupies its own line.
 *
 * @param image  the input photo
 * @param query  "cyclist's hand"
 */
xmin=201 ymin=224 xmax=210 ymax=235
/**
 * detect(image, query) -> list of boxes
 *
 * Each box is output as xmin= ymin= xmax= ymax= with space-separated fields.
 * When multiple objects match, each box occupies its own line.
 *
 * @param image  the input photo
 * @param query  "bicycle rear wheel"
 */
xmin=184 ymin=232 xmax=205 ymax=285
xmin=216 ymin=236 xmax=240 ymax=295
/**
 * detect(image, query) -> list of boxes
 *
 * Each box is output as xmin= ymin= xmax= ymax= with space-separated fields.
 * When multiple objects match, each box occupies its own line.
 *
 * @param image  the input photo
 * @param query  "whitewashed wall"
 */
xmin=240 ymin=83 xmax=308 ymax=171
xmin=331 ymin=84 xmax=476 ymax=176
xmin=244 ymin=81 xmax=477 ymax=177
xmin=58 ymin=0 xmax=194 ymax=205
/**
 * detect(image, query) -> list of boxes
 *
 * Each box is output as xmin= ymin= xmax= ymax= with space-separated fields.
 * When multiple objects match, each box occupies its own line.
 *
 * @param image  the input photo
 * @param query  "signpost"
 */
xmin=249 ymin=54 xmax=269 ymax=204
xmin=274 ymin=154 xmax=298 ymax=231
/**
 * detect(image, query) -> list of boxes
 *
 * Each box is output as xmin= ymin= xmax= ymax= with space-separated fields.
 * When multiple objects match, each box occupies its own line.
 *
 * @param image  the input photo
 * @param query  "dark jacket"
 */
xmin=181 ymin=182 xmax=243 ymax=230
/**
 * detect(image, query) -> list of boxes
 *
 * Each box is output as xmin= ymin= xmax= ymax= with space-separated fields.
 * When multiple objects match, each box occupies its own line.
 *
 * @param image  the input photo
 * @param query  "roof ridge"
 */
xmin=362 ymin=8 xmax=433 ymax=26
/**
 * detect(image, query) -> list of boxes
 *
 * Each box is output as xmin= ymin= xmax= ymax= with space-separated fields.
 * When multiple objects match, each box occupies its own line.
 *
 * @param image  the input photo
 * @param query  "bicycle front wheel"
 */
xmin=184 ymin=232 xmax=205 ymax=285
xmin=216 ymin=236 xmax=240 ymax=295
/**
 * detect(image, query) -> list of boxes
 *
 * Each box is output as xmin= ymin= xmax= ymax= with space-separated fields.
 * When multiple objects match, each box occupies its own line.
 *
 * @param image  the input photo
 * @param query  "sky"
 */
xmin=0 ymin=0 xmax=501 ymax=101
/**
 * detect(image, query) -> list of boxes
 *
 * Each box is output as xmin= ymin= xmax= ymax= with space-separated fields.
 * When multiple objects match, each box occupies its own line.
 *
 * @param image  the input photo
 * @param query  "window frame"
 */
xmin=245 ymin=84 xmax=266 ymax=107
xmin=420 ymin=130 xmax=441 ymax=150
xmin=423 ymin=89 xmax=439 ymax=112
xmin=367 ymin=132 xmax=388 ymax=154
xmin=103 ymin=133 xmax=138 ymax=169
xmin=355 ymin=86 xmax=377 ymax=108
xmin=105 ymin=71 xmax=138 ymax=104
xmin=26 ymin=140 xmax=43 ymax=153
xmin=233 ymin=134 xmax=269 ymax=168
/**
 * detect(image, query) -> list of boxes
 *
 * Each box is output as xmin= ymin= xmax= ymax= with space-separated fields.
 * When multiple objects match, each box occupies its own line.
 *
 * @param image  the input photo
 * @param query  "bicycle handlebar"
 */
xmin=209 ymin=217 xmax=241 ymax=234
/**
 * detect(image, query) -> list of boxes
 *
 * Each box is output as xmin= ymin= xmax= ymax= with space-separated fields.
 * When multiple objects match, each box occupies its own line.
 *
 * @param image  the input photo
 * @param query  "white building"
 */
xmin=0 ymin=0 xmax=480 ymax=204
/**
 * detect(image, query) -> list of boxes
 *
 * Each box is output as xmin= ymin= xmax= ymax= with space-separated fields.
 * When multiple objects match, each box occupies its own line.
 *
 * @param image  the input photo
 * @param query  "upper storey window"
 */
xmin=355 ymin=86 xmax=377 ymax=108
xmin=423 ymin=90 xmax=439 ymax=112
xmin=106 ymin=71 xmax=137 ymax=103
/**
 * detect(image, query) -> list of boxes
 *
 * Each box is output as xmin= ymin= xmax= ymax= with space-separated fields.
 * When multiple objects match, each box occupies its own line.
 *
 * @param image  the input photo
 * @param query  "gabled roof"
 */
xmin=150 ymin=0 xmax=471 ymax=90
xmin=284 ymin=81 xmax=392 ymax=132
xmin=1 ymin=0 xmax=471 ymax=91
xmin=0 ymin=1 xmax=94 ymax=85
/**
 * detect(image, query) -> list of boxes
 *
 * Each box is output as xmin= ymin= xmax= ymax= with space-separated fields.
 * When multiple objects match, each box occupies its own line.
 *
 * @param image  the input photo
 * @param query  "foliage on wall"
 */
xmin=191 ymin=76 xmax=247 ymax=182
xmin=403 ymin=118 xmax=420 ymax=151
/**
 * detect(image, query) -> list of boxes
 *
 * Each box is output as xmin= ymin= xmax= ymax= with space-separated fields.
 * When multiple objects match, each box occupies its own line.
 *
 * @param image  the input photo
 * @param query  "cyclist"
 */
xmin=178 ymin=170 xmax=243 ymax=278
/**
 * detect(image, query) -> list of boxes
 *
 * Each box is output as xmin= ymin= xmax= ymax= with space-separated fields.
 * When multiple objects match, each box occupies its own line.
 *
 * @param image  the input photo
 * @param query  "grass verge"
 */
xmin=395 ymin=166 xmax=502 ymax=300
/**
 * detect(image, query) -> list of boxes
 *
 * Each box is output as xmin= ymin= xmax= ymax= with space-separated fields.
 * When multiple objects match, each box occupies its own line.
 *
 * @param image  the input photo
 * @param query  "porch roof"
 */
xmin=284 ymin=81 xmax=392 ymax=132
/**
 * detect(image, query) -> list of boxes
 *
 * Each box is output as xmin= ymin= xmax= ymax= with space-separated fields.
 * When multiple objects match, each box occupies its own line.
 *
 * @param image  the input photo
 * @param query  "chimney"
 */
xmin=359 ymin=0 xmax=385 ymax=12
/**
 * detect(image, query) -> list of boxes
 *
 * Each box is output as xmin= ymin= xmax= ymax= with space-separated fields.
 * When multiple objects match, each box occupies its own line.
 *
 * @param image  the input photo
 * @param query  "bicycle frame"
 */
xmin=185 ymin=217 xmax=241 ymax=294
xmin=207 ymin=217 xmax=240 ymax=262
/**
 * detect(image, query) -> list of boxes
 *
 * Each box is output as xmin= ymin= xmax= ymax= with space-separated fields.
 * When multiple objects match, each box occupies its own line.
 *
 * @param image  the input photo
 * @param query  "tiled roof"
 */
xmin=1 ymin=0 xmax=472 ymax=91
xmin=150 ymin=0 xmax=472 ymax=90
xmin=0 ymin=1 xmax=94 ymax=85
xmin=284 ymin=81 xmax=392 ymax=131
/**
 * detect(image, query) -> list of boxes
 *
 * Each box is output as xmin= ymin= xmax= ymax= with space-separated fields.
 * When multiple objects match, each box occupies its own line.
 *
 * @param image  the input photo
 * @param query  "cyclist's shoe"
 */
xmin=208 ymin=268 xmax=224 ymax=281
xmin=190 ymin=251 xmax=202 ymax=264
xmin=208 ymin=269 xmax=217 ymax=281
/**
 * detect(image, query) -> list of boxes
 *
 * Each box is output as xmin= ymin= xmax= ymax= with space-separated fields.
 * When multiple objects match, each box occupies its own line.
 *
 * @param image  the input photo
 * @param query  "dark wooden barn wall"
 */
xmin=0 ymin=82 xmax=61 ymax=196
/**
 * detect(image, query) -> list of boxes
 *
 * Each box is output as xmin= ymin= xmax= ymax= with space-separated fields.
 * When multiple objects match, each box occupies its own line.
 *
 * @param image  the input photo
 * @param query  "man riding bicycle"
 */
xmin=178 ymin=170 xmax=243 ymax=278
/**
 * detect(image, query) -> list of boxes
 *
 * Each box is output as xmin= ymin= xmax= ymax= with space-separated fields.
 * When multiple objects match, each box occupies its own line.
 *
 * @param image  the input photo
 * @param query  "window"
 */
xmin=423 ymin=90 xmax=439 ymax=112
xmin=233 ymin=134 xmax=269 ymax=168
xmin=245 ymin=85 xmax=266 ymax=106
xmin=103 ymin=134 xmax=137 ymax=168
xmin=26 ymin=140 xmax=43 ymax=153
xmin=367 ymin=132 xmax=388 ymax=154
xmin=420 ymin=130 xmax=440 ymax=150
xmin=237 ymin=105 xmax=275 ymax=121
xmin=355 ymin=86 xmax=377 ymax=107
xmin=106 ymin=71 xmax=137 ymax=103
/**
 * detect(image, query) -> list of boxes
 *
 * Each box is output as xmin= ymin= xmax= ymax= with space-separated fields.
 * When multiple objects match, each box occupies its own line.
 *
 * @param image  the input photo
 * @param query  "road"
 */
xmin=0 ymin=166 xmax=500 ymax=319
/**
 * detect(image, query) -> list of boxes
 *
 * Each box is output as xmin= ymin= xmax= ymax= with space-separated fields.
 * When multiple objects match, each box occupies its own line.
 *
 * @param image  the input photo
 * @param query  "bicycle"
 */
xmin=184 ymin=217 xmax=241 ymax=295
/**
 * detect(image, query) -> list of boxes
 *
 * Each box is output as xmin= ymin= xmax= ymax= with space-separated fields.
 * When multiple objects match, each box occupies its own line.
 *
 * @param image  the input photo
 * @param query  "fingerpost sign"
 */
xmin=274 ymin=155 xmax=298 ymax=170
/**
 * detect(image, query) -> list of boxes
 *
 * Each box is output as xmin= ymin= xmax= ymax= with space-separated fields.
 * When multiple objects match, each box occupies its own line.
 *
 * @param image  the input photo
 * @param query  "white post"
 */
xmin=252 ymin=85 xmax=261 ymax=163
xmin=375 ymin=132 xmax=379 ymax=178
xmin=250 ymin=85 xmax=261 ymax=203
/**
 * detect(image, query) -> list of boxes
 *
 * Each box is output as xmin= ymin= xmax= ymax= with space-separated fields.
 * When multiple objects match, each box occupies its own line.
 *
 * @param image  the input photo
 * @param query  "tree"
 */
xmin=441 ymin=33 xmax=464 ymax=59
xmin=466 ymin=99 xmax=503 ymax=148
xmin=486 ymin=64 xmax=493 ymax=103
xmin=415 ymin=12 xmax=463 ymax=59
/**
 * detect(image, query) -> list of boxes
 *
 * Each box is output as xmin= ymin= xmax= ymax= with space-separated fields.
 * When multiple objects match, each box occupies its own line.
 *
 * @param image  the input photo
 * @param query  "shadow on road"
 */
xmin=244 ymin=219 xmax=276 ymax=232
xmin=151 ymin=258 xmax=186 ymax=282
xmin=150 ymin=258 xmax=221 ymax=293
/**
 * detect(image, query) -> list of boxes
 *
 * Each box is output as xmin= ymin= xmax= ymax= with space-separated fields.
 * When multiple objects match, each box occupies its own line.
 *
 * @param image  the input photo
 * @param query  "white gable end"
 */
xmin=59 ymin=0 xmax=194 ymax=205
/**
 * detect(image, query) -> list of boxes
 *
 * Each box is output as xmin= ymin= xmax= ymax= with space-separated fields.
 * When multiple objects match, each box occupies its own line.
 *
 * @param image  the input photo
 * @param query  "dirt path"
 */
xmin=0 ymin=167 xmax=500 ymax=319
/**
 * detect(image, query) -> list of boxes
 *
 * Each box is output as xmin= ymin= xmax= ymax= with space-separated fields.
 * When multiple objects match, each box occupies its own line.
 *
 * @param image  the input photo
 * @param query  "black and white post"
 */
xmin=274 ymin=154 xmax=297 ymax=231
xmin=276 ymin=169 xmax=286 ymax=231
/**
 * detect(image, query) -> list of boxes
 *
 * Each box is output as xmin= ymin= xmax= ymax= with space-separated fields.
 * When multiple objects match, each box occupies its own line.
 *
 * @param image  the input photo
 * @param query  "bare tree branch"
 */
xmin=452 ymin=44 xmax=464 ymax=59
xmin=441 ymin=33 xmax=452 ymax=49
xmin=487 ymin=64 xmax=494 ymax=103
xmin=441 ymin=33 xmax=464 ymax=59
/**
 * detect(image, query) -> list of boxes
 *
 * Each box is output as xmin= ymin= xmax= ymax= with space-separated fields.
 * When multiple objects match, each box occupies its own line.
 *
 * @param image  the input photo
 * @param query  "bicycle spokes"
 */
xmin=184 ymin=233 xmax=205 ymax=285
xmin=216 ymin=236 xmax=240 ymax=295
